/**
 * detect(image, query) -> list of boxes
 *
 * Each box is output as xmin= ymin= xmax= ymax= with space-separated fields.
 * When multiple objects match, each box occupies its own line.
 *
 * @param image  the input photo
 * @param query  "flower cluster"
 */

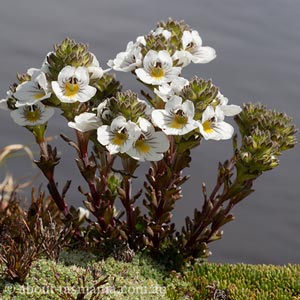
xmin=1 ymin=20 xmax=241 ymax=162
xmin=1 ymin=39 xmax=108 ymax=127
xmin=107 ymin=20 xmax=241 ymax=145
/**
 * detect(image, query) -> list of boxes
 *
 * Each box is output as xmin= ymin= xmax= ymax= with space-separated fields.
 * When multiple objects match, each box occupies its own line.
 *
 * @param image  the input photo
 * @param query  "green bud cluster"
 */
xmin=180 ymin=76 xmax=219 ymax=120
xmin=142 ymin=34 xmax=173 ymax=56
xmin=234 ymin=103 xmax=297 ymax=180
xmin=142 ymin=19 xmax=191 ymax=58
xmin=235 ymin=103 xmax=297 ymax=152
xmin=236 ymin=129 xmax=280 ymax=180
xmin=99 ymin=91 xmax=149 ymax=124
xmin=158 ymin=18 xmax=191 ymax=37
xmin=47 ymin=37 xmax=93 ymax=80
xmin=89 ymin=73 xmax=122 ymax=109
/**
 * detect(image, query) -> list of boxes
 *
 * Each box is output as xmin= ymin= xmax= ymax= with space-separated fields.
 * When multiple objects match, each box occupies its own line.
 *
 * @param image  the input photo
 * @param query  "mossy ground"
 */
xmin=1 ymin=250 xmax=300 ymax=300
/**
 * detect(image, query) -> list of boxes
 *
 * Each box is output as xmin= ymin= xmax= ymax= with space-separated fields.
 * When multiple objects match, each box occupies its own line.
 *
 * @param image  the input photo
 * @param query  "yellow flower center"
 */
xmin=151 ymin=62 xmax=165 ymax=79
xmin=112 ymin=130 xmax=127 ymax=146
xmin=202 ymin=120 xmax=214 ymax=133
xmin=64 ymin=77 xmax=80 ymax=97
xmin=23 ymin=105 xmax=42 ymax=123
xmin=135 ymin=136 xmax=151 ymax=154
xmin=170 ymin=109 xmax=188 ymax=129
xmin=34 ymin=92 xmax=46 ymax=100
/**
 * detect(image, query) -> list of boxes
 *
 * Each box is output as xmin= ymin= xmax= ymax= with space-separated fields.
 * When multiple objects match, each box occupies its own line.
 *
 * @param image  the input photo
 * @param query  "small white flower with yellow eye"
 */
xmin=173 ymin=30 xmax=216 ymax=67
xmin=198 ymin=106 xmax=234 ymax=140
xmin=214 ymin=92 xmax=242 ymax=117
xmin=88 ymin=53 xmax=110 ymax=80
xmin=107 ymin=40 xmax=143 ymax=72
xmin=97 ymin=116 xmax=141 ymax=155
xmin=68 ymin=112 xmax=101 ymax=132
xmin=52 ymin=66 xmax=97 ymax=103
xmin=14 ymin=69 xmax=51 ymax=107
xmin=126 ymin=117 xmax=170 ymax=161
xmin=10 ymin=102 xmax=54 ymax=127
xmin=151 ymin=95 xmax=198 ymax=135
xmin=135 ymin=50 xmax=181 ymax=85
xmin=154 ymin=77 xmax=189 ymax=102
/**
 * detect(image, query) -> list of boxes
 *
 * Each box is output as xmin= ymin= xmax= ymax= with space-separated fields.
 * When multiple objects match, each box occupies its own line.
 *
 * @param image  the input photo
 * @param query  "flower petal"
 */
xmin=202 ymin=106 xmax=215 ymax=122
xmin=165 ymin=95 xmax=183 ymax=112
xmin=220 ymin=104 xmax=242 ymax=117
xmin=68 ymin=112 xmax=100 ymax=132
xmin=182 ymin=100 xmax=195 ymax=118
xmin=58 ymin=66 xmax=76 ymax=84
xmin=111 ymin=116 xmax=127 ymax=132
xmin=97 ymin=125 xmax=111 ymax=146
xmin=191 ymin=46 xmax=216 ymax=64
xmin=75 ymin=67 xmax=89 ymax=85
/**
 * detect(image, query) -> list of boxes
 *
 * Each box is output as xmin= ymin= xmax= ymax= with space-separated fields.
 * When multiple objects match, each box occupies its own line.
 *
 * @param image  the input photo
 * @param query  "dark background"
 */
xmin=0 ymin=0 xmax=299 ymax=264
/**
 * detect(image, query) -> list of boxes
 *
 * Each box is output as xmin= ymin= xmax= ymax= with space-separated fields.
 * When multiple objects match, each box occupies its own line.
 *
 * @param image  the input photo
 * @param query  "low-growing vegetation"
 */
xmin=1 ymin=251 xmax=300 ymax=300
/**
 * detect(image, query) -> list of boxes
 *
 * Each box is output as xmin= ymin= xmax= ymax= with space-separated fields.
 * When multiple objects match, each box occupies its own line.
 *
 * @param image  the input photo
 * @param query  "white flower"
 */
xmin=154 ymin=77 xmax=189 ymax=102
xmin=10 ymin=102 xmax=55 ymax=127
xmin=151 ymin=27 xmax=172 ymax=40
xmin=151 ymin=95 xmax=197 ymax=135
xmin=135 ymin=35 xmax=146 ymax=46
xmin=68 ymin=112 xmax=101 ymax=132
xmin=52 ymin=66 xmax=97 ymax=103
xmin=198 ymin=106 xmax=234 ymax=140
xmin=138 ymin=98 xmax=153 ymax=116
xmin=88 ymin=53 xmax=110 ymax=80
xmin=97 ymin=116 xmax=141 ymax=155
xmin=14 ymin=69 xmax=51 ymax=107
xmin=96 ymin=99 xmax=112 ymax=121
xmin=215 ymin=92 xmax=242 ymax=117
xmin=0 ymin=90 xmax=13 ymax=110
xmin=41 ymin=52 xmax=53 ymax=74
xmin=107 ymin=41 xmax=143 ymax=72
xmin=126 ymin=117 xmax=169 ymax=161
xmin=173 ymin=30 xmax=216 ymax=67
xmin=135 ymin=50 xmax=181 ymax=85
xmin=77 ymin=207 xmax=90 ymax=222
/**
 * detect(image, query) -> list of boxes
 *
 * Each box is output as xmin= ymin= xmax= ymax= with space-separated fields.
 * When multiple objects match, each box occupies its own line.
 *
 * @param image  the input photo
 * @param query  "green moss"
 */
xmin=1 ymin=251 xmax=300 ymax=299
xmin=0 ymin=251 xmax=169 ymax=300
xmin=168 ymin=263 xmax=300 ymax=300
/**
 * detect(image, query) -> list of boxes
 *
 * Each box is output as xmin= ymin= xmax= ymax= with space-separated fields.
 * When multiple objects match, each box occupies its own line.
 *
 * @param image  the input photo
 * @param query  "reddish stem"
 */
xmin=75 ymin=131 xmax=101 ymax=208
xmin=38 ymin=141 xmax=69 ymax=217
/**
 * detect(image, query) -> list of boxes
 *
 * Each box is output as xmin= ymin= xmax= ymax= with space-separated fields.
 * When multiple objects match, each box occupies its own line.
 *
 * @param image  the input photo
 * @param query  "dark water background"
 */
xmin=0 ymin=0 xmax=299 ymax=264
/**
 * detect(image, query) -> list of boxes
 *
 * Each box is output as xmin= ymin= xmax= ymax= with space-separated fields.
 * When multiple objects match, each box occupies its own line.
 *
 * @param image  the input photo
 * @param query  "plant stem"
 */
xmin=184 ymin=158 xmax=236 ymax=250
xmin=121 ymin=156 xmax=138 ymax=236
xmin=124 ymin=175 xmax=134 ymax=233
xmin=75 ymin=130 xmax=101 ymax=208
xmin=37 ymin=141 xmax=69 ymax=216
